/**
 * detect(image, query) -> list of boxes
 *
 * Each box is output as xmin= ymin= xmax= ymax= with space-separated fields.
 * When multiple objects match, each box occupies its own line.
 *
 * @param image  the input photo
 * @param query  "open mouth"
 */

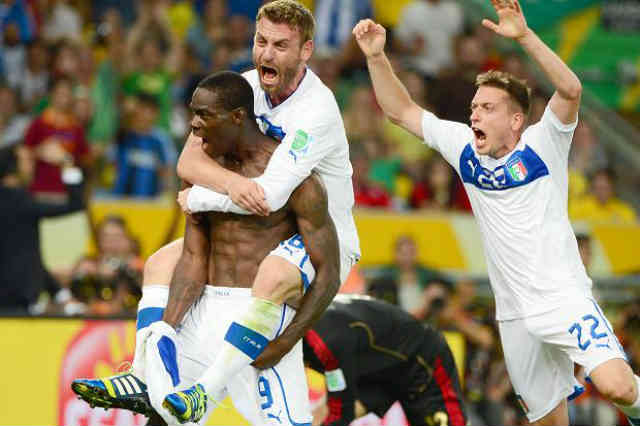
xmin=472 ymin=127 xmax=487 ymax=144
xmin=260 ymin=65 xmax=279 ymax=84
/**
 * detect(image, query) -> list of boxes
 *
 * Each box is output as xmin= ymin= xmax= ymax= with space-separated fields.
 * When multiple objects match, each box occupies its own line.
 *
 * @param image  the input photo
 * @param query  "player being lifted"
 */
xmin=79 ymin=71 xmax=341 ymax=425
xmin=353 ymin=1 xmax=640 ymax=425
xmin=73 ymin=0 xmax=360 ymax=420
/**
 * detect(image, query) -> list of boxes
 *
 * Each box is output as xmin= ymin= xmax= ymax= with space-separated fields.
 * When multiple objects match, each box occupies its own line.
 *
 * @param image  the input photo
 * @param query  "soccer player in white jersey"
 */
xmin=72 ymin=0 xmax=360 ymax=422
xmin=353 ymin=1 xmax=640 ymax=425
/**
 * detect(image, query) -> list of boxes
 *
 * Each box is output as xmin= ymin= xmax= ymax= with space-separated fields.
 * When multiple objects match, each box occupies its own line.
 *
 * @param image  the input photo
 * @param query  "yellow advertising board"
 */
xmin=1 ymin=318 xmax=248 ymax=426
xmin=1 ymin=318 xmax=466 ymax=426
xmin=43 ymin=201 xmax=640 ymax=278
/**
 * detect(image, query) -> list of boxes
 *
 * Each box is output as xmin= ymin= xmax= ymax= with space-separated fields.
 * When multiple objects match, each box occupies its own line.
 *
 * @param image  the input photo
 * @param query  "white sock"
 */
xmin=131 ymin=285 xmax=169 ymax=380
xmin=198 ymin=297 xmax=283 ymax=399
xmin=616 ymin=375 xmax=640 ymax=420
xmin=145 ymin=321 xmax=181 ymax=423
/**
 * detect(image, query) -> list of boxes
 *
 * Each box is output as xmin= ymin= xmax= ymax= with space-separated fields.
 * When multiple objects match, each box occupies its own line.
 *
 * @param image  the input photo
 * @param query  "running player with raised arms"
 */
xmin=353 ymin=1 xmax=640 ymax=425
xmin=73 ymin=0 xmax=360 ymax=420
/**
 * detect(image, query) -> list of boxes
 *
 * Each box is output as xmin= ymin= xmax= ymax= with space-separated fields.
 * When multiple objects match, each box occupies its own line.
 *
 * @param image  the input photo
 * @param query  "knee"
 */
xmin=253 ymin=256 xmax=301 ymax=302
xmin=597 ymin=376 xmax=637 ymax=405
xmin=142 ymin=239 xmax=183 ymax=286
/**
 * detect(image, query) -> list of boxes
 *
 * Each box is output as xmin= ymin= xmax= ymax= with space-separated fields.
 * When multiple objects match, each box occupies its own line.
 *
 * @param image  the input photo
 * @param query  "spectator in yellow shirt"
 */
xmin=570 ymin=168 xmax=637 ymax=224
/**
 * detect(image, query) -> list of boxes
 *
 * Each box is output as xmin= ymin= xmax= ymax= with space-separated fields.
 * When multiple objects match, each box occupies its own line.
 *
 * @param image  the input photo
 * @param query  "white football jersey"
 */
xmin=421 ymin=106 xmax=592 ymax=320
xmin=243 ymin=68 xmax=360 ymax=259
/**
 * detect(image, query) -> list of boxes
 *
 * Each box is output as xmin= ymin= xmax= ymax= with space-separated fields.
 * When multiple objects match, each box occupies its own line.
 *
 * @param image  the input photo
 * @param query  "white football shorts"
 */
xmin=176 ymin=286 xmax=312 ymax=426
xmin=499 ymin=295 xmax=627 ymax=422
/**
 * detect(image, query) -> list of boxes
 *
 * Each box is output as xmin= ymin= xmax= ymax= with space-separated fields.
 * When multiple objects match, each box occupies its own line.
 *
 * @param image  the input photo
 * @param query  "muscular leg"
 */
xmin=142 ymin=238 xmax=183 ymax=287
xmin=590 ymin=358 xmax=640 ymax=424
xmin=253 ymin=255 xmax=304 ymax=305
xmin=531 ymin=399 xmax=568 ymax=426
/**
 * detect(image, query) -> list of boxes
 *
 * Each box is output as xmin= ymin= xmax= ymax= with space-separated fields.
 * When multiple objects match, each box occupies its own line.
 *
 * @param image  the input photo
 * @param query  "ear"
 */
xmin=300 ymin=39 xmax=313 ymax=62
xmin=511 ymin=111 xmax=525 ymax=133
xmin=232 ymin=107 xmax=247 ymax=125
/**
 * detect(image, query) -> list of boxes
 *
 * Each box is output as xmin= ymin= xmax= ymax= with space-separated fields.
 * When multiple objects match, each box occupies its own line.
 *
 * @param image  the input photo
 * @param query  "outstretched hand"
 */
xmin=352 ymin=19 xmax=387 ymax=58
xmin=482 ymin=0 xmax=529 ymax=40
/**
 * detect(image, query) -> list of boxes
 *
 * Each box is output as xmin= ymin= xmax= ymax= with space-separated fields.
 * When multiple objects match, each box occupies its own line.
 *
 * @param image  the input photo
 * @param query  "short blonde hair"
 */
xmin=476 ymin=70 xmax=531 ymax=116
xmin=256 ymin=0 xmax=315 ymax=43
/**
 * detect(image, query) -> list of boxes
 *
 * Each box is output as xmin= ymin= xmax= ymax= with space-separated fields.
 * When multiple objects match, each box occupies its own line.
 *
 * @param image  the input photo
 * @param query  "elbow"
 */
xmin=176 ymin=156 xmax=190 ymax=182
xmin=328 ymin=264 xmax=341 ymax=295
xmin=388 ymin=113 xmax=403 ymax=126
xmin=316 ymin=265 xmax=341 ymax=298
xmin=386 ymin=104 xmax=409 ymax=126
xmin=386 ymin=101 xmax=417 ymax=128
xmin=565 ymin=81 xmax=582 ymax=101
xmin=182 ymin=240 xmax=209 ymax=262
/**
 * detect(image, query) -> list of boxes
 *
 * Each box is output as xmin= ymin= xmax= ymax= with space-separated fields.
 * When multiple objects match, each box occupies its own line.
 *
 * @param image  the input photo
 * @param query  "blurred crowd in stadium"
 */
xmin=1 ymin=0 xmax=639 ymax=425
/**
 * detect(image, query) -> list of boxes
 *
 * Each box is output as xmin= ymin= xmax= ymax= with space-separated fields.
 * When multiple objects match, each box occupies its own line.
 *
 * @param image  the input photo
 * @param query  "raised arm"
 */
xmin=162 ymin=215 xmax=210 ymax=328
xmin=482 ymin=0 xmax=581 ymax=124
xmin=177 ymin=132 xmax=268 ymax=215
xmin=353 ymin=19 xmax=424 ymax=138
xmin=253 ymin=174 xmax=340 ymax=368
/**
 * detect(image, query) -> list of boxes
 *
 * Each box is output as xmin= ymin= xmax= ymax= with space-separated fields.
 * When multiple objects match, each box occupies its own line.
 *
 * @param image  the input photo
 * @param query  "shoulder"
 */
xmin=242 ymin=69 xmax=260 ymax=89
xmin=298 ymin=77 xmax=341 ymax=123
xmin=521 ymin=121 xmax=539 ymax=140
xmin=298 ymin=172 xmax=327 ymax=199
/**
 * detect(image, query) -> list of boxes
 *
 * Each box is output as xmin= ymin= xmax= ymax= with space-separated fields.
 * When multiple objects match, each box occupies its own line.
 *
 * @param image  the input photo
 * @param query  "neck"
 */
xmin=490 ymin=134 xmax=520 ymax=159
xmin=227 ymin=123 xmax=276 ymax=160
xmin=268 ymin=66 xmax=306 ymax=107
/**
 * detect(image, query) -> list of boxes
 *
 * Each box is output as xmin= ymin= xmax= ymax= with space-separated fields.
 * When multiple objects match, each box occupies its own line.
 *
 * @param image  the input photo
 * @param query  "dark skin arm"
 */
xmin=162 ymin=214 xmax=210 ymax=327
xmin=253 ymin=175 xmax=341 ymax=369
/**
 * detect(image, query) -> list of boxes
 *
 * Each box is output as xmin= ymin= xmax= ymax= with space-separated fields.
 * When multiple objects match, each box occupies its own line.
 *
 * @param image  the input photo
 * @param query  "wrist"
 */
xmin=223 ymin=170 xmax=242 ymax=192
xmin=222 ymin=174 xmax=233 ymax=194
xmin=366 ymin=52 xmax=385 ymax=62
xmin=516 ymin=28 xmax=535 ymax=44
xmin=272 ymin=333 xmax=297 ymax=349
